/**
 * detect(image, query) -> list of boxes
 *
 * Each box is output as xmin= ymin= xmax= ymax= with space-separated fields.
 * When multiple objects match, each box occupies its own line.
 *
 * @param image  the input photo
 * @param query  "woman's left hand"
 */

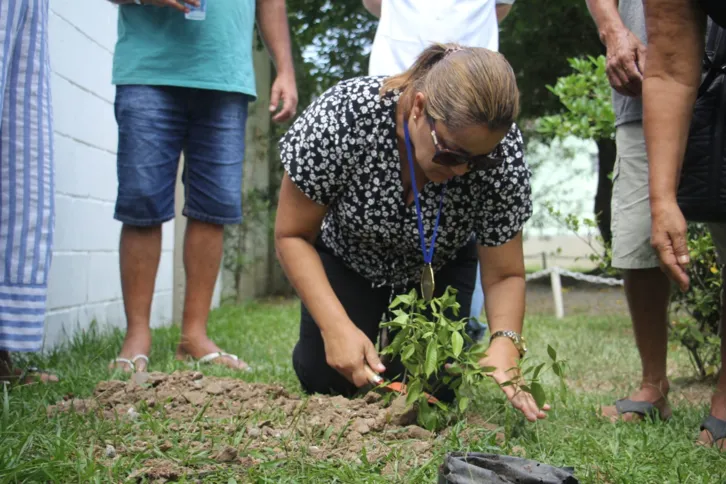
xmin=479 ymin=338 xmax=550 ymax=422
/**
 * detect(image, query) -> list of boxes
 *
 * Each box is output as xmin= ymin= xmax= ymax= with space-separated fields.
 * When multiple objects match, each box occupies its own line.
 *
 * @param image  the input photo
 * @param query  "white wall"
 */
xmin=42 ymin=0 xmax=176 ymax=348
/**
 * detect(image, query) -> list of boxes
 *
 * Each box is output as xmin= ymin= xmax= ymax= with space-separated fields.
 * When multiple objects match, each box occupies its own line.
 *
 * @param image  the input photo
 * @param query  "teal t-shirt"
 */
xmin=112 ymin=1 xmax=257 ymax=98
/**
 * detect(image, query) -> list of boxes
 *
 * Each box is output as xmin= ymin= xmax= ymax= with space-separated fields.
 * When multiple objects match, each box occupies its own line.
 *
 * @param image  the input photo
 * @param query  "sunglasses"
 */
xmin=427 ymin=116 xmax=505 ymax=171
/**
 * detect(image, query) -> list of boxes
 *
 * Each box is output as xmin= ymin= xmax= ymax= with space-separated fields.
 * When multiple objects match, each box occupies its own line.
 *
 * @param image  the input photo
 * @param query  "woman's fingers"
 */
xmin=506 ymin=385 xmax=546 ymax=422
xmin=491 ymin=370 xmax=549 ymax=421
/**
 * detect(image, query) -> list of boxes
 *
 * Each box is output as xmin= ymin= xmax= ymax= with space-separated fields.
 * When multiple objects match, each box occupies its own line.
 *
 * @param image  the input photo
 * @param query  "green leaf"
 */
xmin=532 ymin=363 xmax=546 ymax=380
xmin=438 ymin=326 xmax=449 ymax=345
xmin=425 ymin=341 xmax=438 ymax=378
xmin=469 ymin=343 xmax=488 ymax=358
xmin=418 ymin=399 xmax=438 ymax=431
xmin=401 ymin=345 xmax=415 ymax=362
xmin=547 ymin=345 xmax=557 ymax=361
xmin=458 ymin=397 xmax=470 ymax=413
xmin=451 ymin=332 xmax=464 ymax=358
xmin=530 ymin=382 xmax=547 ymax=408
xmin=552 ymin=361 xmax=563 ymax=377
xmin=389 ymin=296 xmax=404 ymax=309
xmin=446 ymin=363 xmax=463 ymax=375
xmin=405 ymin=380 xmax=423 ymax=407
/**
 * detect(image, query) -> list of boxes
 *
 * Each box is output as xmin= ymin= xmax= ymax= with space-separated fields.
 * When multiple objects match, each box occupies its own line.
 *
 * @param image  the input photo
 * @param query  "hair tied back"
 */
xmin=444 ymin=45 xmax=464 ymax=57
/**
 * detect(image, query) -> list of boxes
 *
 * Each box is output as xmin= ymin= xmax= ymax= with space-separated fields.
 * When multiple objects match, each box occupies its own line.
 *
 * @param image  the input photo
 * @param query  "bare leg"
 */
xmin=698 ymin=276 xmax=726 ymax=450
xmin=602 ymin=267 xmax=672 ymax=421
xmin=111 ymin=225 xmax=160 ymax=372
xmin=175 ymin=219 xmax=248 ymax=370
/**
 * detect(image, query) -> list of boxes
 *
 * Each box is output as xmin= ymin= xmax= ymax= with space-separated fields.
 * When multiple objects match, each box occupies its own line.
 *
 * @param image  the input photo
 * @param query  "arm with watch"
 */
xmin=477 ymin=232 xmax=550 ymax=422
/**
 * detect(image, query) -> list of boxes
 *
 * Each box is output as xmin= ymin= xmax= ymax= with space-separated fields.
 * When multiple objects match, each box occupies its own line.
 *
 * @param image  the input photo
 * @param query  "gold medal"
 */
xmin=421 ymin=263 xmax=435 ymax=302
xmin=403 ymin=121 xmax=446 ymax=304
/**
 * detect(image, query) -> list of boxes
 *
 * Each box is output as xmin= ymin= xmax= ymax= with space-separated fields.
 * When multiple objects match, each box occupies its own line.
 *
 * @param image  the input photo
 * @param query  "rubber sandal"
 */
xmin=613 ymin=398 xmax=671 ymax=421
xmin=0 ymin=366 xmax=59 ymax=386
xmin=699 ymin=415 xmax=726 ymax=449
xmin=18 ymin=366 xmax=59 ymax=384
xmin=110 ymin=354 xmax=149 ymax=373
xmin=196 ymin=351 xmax=251 ymax=371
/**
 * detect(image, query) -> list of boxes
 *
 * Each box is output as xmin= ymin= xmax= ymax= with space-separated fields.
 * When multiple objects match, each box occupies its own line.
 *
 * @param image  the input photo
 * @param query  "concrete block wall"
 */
xmin=43 ymin=0 xmax=176 ymax=348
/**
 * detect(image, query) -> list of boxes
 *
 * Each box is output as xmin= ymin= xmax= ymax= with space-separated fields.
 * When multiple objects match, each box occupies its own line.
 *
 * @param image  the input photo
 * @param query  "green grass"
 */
xmin=1 ymin=299 xmax=725 ymax=483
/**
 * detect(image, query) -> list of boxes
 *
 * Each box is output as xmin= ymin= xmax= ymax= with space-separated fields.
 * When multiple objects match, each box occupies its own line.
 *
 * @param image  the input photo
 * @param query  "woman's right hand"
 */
xmin=322 ymin=323 xmax=386 ymax=387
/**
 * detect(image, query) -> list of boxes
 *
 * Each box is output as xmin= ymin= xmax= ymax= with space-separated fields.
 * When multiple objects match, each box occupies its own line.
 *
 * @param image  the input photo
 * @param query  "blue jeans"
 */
xmin=467 ymin=261 xmax=487 ymax=341
xmin=114 ymin=85 xmax=251 ymax=226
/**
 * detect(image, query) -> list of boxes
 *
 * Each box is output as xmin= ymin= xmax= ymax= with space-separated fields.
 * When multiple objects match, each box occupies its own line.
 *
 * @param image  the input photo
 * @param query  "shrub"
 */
xmin=669 ymin=223 xmax=722 ymax=378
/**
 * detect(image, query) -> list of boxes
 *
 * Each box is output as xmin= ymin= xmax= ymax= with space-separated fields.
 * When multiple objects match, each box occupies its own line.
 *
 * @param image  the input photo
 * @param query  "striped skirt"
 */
xmin=0 ymin=0 xmax=54 ymax=353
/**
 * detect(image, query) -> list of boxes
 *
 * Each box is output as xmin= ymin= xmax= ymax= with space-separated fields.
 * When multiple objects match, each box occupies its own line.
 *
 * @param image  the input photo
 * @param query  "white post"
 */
xmin=550 ymin=267 xmax=564 ymax=319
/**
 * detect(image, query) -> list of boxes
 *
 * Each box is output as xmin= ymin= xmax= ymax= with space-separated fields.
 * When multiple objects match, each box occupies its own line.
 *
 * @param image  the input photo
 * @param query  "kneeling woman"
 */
xmin=275 ymin=44 xmax=548 ymax=422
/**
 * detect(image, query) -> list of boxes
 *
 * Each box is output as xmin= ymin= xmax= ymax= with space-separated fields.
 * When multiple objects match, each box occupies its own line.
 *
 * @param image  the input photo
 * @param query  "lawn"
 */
xmin=1 ymin=297 xmax=725 ymax=483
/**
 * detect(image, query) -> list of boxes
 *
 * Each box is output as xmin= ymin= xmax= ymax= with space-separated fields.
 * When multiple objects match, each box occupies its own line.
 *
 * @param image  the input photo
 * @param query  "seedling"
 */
xmin=379 ymin=286 xmax=564 ymax=431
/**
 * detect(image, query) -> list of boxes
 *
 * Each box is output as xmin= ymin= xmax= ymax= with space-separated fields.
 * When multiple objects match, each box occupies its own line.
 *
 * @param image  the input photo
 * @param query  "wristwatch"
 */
xmin=489 ymin=330 xmax=527 ymax=358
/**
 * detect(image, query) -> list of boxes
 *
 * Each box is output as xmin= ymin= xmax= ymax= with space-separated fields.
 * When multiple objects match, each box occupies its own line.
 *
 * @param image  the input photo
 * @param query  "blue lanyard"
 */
xmin=403 ymin=121 xmax=446 ymax=265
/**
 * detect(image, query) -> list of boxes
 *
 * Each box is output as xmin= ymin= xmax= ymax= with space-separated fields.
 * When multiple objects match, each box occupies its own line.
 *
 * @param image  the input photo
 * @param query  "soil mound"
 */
xmin=48 ymin=371 xmax=501 ymax=481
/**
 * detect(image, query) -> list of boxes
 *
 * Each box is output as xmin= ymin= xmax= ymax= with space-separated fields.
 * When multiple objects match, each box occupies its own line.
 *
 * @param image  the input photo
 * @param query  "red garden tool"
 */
xmin=364 ymin=365 xmax=439 ymax=404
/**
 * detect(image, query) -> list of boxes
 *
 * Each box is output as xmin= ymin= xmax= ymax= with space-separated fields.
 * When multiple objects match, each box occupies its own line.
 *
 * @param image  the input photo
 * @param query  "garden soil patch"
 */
xmin=48 ymin=371 xmax=502 ymax=481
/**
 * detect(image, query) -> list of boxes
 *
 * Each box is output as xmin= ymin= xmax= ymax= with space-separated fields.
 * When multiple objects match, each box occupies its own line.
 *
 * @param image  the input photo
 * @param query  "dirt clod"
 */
xmin=363 ymin=392 xmax=382 ymax=404
xmin=352 ymin=419 xmax=371 ymax=435
xmin=213 ymin=446 xmax=238 ymax=463
xmin=205 ymin=382 xmax=224 ymax=395
xmin=147 ymin=372 xmax=168 ymax=386
xmin=385 ymin=395 xmax=418 ymax=426
xmin=105 ymin=444 xmax=116 ymax=458
xmin=398 ymin=425 xmax=433 ymax=440
xmin=182 ymin=391 xmax=206 ymax=406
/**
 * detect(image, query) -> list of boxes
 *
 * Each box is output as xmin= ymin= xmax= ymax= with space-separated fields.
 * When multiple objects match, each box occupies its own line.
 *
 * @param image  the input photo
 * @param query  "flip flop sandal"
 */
xmin=196 ymin=351 xmax=252 ymax=371
xmin=1 ymin=366 xmax=59 ymax=386
xmin=613 ymin=398 xmax=672 ymax=421
xmin=110 ymin=354 xmax=149 ymax=373
xmin=18 ymin=366 xmax=59 ymax=384
xmin=699 ymin=415 xmax=726 ymax=449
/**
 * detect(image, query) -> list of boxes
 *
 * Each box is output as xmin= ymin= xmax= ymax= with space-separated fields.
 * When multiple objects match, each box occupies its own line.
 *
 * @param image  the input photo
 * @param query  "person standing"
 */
xmin=0 ymin=0 xmax=57 ymax=384
xmin=363 ymin=0 xmax=516 ymax=337
xmin=640 ymin=0 xmax=726 ymax=450
xmin=108 ymin=0 xmax=298 ymax=372
xmin=585 ymin=0 xmax=676 ymax=422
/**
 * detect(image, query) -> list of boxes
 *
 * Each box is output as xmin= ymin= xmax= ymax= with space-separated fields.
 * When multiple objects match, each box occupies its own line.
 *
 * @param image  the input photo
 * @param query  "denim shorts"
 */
xmin=114 ymin=85 xmax=250 ymax=226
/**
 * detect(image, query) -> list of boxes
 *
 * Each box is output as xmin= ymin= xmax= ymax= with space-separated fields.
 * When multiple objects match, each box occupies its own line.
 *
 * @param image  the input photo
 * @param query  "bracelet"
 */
xmin=489 ymin=330 xmax=527 ymax=358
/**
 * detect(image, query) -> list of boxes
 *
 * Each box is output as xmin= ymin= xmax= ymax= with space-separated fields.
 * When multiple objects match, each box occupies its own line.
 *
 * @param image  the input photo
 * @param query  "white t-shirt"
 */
xmin=368 ymin=0 xmax=508 ymax=76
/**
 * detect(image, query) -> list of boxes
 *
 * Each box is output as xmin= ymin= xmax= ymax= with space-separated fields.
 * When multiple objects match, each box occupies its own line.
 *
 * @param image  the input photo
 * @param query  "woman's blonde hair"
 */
xmin=381 ymin=42 xmax=520 ymax=131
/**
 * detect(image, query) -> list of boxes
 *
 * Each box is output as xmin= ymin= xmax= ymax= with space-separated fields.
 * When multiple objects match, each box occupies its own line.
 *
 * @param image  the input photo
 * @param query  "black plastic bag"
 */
xmin=438 ymin=452 xmax=579 ymax=484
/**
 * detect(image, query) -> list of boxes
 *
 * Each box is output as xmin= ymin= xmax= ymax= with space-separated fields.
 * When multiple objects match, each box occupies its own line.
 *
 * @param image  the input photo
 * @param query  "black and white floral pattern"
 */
xmin=279 ymin=76 xmax=532 ymax=288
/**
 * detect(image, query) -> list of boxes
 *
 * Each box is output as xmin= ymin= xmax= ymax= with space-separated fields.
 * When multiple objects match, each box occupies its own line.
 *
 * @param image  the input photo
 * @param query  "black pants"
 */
xmin=292 ymin=240 xmax=477 ymax=401
xmin=702 ymin=0 xmax=726 ymax=29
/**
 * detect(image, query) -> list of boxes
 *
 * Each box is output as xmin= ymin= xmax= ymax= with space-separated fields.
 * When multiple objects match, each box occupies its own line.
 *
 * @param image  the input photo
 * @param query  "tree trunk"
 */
xmin=594 ymin=138 xmax=616 ymax=247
